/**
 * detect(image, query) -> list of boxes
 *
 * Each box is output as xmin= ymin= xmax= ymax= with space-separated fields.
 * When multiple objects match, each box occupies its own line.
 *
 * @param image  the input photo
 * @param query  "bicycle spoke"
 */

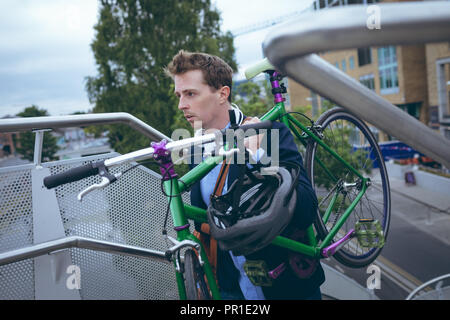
xmin=306 ymin=108 xmax=390 ymax=267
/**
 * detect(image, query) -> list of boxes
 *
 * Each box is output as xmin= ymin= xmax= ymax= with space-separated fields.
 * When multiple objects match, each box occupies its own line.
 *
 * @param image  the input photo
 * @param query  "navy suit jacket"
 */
xmin=188 ymin=120 xmax=325 ymax=299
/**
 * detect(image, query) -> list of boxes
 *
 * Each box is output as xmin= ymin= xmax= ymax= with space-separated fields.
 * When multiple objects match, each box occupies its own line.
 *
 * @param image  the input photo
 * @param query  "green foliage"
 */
xmin=291 ymin=104 xmax=314 ymax=122
xmin=233 ymin=80 xmax=272 ymax=118
xmin=15 ymin=106 xmax=59 ymax=162
xmin=312 ymin=124 xmax=372 ymax=190
xmin=86 ymin=0 xmax=237 ymax=159
xmin=320 ymin=99 xmax=335 ymax=114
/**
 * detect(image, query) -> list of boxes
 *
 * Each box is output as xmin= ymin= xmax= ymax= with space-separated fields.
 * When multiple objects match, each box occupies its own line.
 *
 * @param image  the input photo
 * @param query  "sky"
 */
xmin=0 ymin=0 xmax=314 ymax=118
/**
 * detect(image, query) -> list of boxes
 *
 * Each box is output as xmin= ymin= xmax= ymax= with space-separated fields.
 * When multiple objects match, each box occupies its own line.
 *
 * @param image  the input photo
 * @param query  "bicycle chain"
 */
xmin=331 ymin=189 xmax=347 ymax=229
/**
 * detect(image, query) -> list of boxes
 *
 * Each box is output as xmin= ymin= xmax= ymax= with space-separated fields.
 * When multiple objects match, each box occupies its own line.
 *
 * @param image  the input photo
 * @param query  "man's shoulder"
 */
xmin=271 ymin=120 xmax=288 ymax=130
xmin=268 ymin=120 xmax=292 ymax=140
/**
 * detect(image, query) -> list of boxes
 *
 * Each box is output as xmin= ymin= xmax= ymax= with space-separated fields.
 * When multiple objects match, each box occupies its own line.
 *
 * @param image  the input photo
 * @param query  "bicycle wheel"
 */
xmin=184 ymin=249 xmax=212 ymax=300
xmin=305 ymin=107 xmax=390 ymax=268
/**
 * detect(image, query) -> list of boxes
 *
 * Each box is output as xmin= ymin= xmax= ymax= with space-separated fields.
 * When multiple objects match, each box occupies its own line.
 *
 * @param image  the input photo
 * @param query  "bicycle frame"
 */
xmin=165 ymin=70 xmax=372 ymax=300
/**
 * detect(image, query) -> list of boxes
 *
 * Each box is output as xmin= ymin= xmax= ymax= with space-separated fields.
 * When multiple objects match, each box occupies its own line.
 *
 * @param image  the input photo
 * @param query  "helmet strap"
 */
xmin=231 ymin=164 xmax=247 ymax=214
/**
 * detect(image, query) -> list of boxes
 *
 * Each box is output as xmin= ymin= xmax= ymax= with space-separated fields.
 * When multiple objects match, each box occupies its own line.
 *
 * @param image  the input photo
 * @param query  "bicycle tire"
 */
xmin=184 ymin=249 xmax=212 ymax=300
xmin=305 ymin=107 xmax=391 ymax=268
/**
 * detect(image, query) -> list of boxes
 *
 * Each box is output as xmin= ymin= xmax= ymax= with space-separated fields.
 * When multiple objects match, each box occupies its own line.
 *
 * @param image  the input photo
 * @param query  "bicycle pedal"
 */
xmin=243 ymin=260 xmax=273 ymax=287
xmin=355 ymin=219 xmax=385 ymax=248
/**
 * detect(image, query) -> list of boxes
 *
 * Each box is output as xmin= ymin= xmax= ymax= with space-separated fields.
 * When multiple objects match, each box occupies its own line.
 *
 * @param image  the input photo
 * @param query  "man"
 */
xmin=165 ymin=50 xmax=325 ymax=300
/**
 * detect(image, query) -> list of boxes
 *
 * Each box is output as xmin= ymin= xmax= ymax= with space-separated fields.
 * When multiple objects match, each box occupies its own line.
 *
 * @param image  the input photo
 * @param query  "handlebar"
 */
xmin=43 ymin=120 xmax=273 ymax=190
xmin=43 ymin=162 xmax=100 ymax=189
xmin=244 ymin=58 xmax=276 ymax=80
xmin=233 ymin=120 xmax=273 ymax=133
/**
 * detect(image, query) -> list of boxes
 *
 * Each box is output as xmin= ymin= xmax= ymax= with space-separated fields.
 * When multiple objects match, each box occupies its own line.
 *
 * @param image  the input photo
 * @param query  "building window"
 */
xmin=429 ymin=106 xmax=439 ymax=129
xmin=360 ymin=74 xmax=375 ymax=90
xmin=313 ymin=0 xmax=380 ymax=10
xmin=348 ymin=0 xmax=380 ymax=4
xmin=318 ymin=0 xmax=342 ymax=9
xmin=358 ymin=47 xmax=372 ymax=66
xmin=396 ymin=102 xmax=421 ymax=119
xmin=341 ymin=59 xmax=347 ymax=72
xmin=378 ymin=46 xmax=399 ymax=94
xmin=448 ymin=90 xmax=450 ymax=114
xmin=349 ymin=56 xmax=355 ymax=70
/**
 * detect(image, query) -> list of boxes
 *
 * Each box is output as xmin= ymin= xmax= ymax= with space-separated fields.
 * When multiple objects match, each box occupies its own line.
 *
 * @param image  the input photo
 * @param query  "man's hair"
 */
xmin=165 ymin=50 xmax=233 ymax=103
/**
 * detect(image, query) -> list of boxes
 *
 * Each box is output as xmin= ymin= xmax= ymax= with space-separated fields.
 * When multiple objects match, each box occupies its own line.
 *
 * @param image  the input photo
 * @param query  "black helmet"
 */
xmin=207 ymin=164 xmax=299 ymax=256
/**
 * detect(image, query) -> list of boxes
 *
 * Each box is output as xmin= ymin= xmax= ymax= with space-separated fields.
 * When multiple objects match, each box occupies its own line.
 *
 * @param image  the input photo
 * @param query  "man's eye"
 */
xmin=188 ymin=92 xmax=194 ymax=97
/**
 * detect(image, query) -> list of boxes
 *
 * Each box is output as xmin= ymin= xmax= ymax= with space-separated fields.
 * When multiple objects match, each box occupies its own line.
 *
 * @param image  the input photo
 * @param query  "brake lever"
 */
xmin=77 ymin=172 xmax=122 ymax=202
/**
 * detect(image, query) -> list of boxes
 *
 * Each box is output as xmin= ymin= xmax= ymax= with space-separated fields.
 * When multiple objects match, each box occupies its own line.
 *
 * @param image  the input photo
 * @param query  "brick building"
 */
xmin=0 ymin=132 xmax=18 ymax=158
xmin=0 ymin=115 xmax=19 ymax=158
xmin=287 ymin=0 xmax=450 ymax=142
xmin=425 ymin=42 xmax=450 ymax=138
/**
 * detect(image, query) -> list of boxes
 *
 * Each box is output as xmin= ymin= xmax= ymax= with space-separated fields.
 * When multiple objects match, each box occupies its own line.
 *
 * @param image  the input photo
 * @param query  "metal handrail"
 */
xmin=0 ymin=112 xmax=170 ymax=142
xmin=406 ymin=273 xmax=450 ymax=300
xmin=263 ymin=2 xmax=450 ymax=168
xmin=0 ymin=236 xmax=170 ymax=266
xmin=264 ymin=2 xmax=450 ymax=67
xmin=0 ymin=113 xmax=175 ymax=270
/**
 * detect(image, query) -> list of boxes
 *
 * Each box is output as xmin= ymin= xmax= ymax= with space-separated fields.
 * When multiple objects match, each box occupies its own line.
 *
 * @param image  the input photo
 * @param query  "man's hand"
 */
xmin=243 ymin=117 xmax=265 ymax=156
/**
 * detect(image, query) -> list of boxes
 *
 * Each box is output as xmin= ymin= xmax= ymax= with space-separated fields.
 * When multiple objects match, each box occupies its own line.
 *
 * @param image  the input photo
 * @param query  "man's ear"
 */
xmin=219 ymin=86 xmax=231 ymax=104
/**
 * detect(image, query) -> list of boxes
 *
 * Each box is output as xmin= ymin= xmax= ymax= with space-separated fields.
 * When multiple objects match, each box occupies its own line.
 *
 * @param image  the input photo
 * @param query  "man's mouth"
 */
xmin=185 ymin=114 xmax=195 ymax=121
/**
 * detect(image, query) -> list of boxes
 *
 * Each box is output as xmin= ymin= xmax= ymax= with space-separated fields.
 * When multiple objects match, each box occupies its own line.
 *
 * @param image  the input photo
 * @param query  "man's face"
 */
xmin=174 ymin=69 xmax=222 ymax=130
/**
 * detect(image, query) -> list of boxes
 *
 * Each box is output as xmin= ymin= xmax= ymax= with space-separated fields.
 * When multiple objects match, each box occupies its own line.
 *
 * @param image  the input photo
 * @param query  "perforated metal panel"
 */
xmin=0 ymin=153 xmax=190 ymax=300
xmin=0 ymin=166 xmax=35 ymax=299
xmin=0 ymin=167 xmax=33 ymax=252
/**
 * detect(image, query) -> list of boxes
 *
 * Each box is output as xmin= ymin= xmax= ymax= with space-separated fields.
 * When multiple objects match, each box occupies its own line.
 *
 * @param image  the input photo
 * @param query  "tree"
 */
xmin=15 ymin=106 xmax=59 ymax=162
xmin=234 ymin=81 xmax=270 ymax=117
xmin=85 ymin=0 xmax=237 ymax=156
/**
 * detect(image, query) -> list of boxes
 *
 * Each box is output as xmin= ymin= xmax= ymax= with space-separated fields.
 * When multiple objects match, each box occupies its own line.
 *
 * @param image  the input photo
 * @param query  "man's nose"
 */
xmin=178 ymin=97 xmax=188 ymax=110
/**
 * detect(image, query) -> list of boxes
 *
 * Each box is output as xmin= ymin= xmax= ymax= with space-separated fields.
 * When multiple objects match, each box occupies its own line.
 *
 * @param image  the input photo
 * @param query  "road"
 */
xmin=323 ymin=183 xmax=450 ymax=300
xmin=0 ymin=156 xmax=30 ymax=168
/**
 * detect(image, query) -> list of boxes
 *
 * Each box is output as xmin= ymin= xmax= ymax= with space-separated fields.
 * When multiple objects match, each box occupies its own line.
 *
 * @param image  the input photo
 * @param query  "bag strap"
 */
xmin=197 ymin=116 xmax=252 ymax=278
xmin=204 ymin=157 xmax=230 ymax=279
xmin=212 ymin=159 xmax=231 ymax=198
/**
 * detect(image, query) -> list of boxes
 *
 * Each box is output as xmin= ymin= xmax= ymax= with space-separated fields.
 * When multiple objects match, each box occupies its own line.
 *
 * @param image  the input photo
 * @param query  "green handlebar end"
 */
xmin=244 ymin=58 xmax=275 ymax=80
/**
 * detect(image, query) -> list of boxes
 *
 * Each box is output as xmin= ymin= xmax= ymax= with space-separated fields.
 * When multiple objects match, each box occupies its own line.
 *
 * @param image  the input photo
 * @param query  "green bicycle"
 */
xmin=43 ymin=58 xmax=390 ymax=300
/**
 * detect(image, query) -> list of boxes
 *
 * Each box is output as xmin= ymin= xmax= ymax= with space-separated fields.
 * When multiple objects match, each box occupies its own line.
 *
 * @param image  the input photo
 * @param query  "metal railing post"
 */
xmin=32 ymin=129 xmax=50 ymax=167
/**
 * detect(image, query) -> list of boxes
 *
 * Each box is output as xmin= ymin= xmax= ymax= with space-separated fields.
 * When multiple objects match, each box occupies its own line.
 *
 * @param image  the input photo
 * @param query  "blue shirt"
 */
xmin=200 ymin=122 xmax=266 ymax=300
